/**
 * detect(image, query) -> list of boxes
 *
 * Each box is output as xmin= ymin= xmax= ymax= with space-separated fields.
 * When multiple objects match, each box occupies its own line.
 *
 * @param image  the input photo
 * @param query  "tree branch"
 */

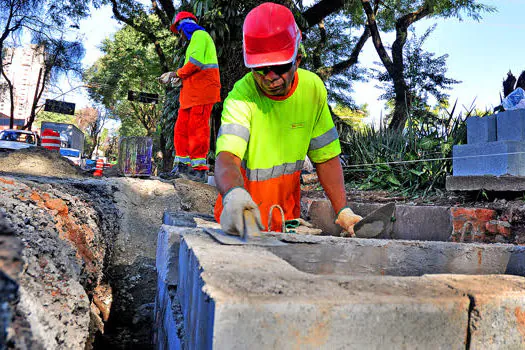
xmin=312 ymin=19 xmax=327 ymax=69
xmin=156 ymin=0 xmax=175 ymax=22
xmin=109 ymin=0 xmax=169 ymax=72
xmin=361 ymin=0 xmax=393 ymax=72
xmin=150 ymin=0 xmax=170 ymax=27
xmin=301 ymin=0 xmax=345 ymax=30
xmin=316 ymin=25 xmax=371 ymax=80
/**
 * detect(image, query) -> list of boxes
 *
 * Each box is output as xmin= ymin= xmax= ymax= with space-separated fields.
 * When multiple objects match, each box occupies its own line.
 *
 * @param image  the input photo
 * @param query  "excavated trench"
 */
xmin=0 ymin=174 xmax=174 ymax=349
xmin=3 ymin=148 xmax=525 ymax=348
xmin=0 ymin=148 xmax=217 ymax=349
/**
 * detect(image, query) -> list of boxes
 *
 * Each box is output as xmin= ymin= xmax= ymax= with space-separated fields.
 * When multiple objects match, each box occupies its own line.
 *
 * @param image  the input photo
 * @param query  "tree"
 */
xmin=373 ymin=25 xmax=460 ymax=124
xmin=302 ymin=11 xmax=369 ymax=108
xmin=0 ymin=0 xmax=91 ymax=129
xmin=76 ymin=107 xmax=106 ymax=157
xmin=23 ymin=37 xmax=85 ymax=130
xmin=360 ymin=0 xmax=494 ymax=130
xmin=94 ymin=0 xmax=370 ymax=170
xmin=333 ymin=103 xmax=368 ymax=130
xmin=85 ymin=24 xmax=168 ymax=137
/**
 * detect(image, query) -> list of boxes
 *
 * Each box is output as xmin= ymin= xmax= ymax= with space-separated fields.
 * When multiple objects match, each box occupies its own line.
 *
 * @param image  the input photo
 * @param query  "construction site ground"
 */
xmin=2 ymin=147 xmax=525 ymax=348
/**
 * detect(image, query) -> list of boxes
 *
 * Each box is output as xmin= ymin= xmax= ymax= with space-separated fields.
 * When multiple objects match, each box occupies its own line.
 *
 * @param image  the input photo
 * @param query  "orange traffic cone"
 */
xmin=93 ymin=159 xmax=104 ymax=177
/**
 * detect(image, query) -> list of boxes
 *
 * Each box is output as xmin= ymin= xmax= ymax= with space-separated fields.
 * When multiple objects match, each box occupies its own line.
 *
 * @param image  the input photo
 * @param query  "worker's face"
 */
xmin=252 ymin=54 xmax=301 ymax=97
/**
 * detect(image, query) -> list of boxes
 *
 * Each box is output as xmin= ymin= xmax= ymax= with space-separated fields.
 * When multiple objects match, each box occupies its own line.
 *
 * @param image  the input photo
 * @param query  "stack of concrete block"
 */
xmin=453 ymin=109 xmax=525 ymax=176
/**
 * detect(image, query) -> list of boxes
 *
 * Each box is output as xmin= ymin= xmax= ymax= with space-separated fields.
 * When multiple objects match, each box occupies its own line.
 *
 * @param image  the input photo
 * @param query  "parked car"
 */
xmin=0 ymin=129 xmax=38 ymax=150
xmin=83 ymin=159 xmax=96 ymax=171
xmin=59 ymin=148 xmax=82 ymax=166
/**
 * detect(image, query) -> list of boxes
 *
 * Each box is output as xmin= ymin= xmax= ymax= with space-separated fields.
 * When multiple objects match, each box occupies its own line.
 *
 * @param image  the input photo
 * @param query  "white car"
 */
xmin=0 ymin=129 xmax=38 ymax=150
xmin=59 ymin=148 xmax=82 ymax=166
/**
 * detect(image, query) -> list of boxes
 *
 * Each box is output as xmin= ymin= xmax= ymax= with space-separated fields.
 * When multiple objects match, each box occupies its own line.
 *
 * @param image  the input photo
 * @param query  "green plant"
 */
xmin=341 ymin=100 xmax=489 ymax=196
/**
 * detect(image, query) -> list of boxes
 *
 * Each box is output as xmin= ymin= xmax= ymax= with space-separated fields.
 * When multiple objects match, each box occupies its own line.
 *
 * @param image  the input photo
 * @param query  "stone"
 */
xmin=452 ymin=141 xmax=525 ymax=176
xmin=496 ymin=109 xmax=525 ymax=141
xmin=467 ymin=114 xmax=497 ymax=144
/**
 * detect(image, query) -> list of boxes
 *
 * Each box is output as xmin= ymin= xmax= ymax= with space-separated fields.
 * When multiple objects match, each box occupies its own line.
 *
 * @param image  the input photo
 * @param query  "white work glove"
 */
xmin=158 ymin=72 xmax=174 ymax=84
xmin=220 ymin=187 xmax=264 ymax=236
xmin=335 ymin=207 xmax=363 ymax=237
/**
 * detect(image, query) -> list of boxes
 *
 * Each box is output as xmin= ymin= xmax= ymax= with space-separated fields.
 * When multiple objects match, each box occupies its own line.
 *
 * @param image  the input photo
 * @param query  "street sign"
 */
xmin=127 ymin=90 xmax=159 ymax=104
xmin=44 ymin=99 xmax=76 ymax=115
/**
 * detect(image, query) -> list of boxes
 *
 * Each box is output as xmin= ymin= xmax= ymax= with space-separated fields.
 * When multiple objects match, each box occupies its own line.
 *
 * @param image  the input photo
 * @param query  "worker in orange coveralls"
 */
xmin=159 ymin=11 xmax=221 ymax=182
xmin=213 ymin=3 xmax=362 ymax=236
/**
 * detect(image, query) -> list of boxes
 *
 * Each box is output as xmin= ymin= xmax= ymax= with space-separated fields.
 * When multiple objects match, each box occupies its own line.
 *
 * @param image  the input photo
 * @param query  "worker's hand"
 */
xmin=335 ymin=207 xmax=362 ymax=237
xmin=171 ymin=76 xmax=182 ymax=88
xmin=158 ymin=72 xmax=175 ymax=84
xmin=220 ymin=187 xmax=264 ymax=236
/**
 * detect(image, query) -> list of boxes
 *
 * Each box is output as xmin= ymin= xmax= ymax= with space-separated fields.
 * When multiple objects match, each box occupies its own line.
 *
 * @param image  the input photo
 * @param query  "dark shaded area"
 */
xmin=94 ymin=257 xmax=157 ymax=350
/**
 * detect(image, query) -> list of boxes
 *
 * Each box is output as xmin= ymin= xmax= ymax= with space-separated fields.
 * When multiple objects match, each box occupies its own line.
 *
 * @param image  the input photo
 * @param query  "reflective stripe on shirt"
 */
xmin=309 ymin=127 xmax=338 ymax=151
xmin=218 ymin=123 xmax=250 ymax=143
xmin=189 ymin=57 xmax=219 ymax=70
xmin=242 ymin=159 xmax=304 ymax=181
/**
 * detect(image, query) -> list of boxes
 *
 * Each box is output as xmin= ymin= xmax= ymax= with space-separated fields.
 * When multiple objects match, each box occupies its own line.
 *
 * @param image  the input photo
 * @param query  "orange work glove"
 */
xmin=335 ymin=207 xmax=363 ymax=237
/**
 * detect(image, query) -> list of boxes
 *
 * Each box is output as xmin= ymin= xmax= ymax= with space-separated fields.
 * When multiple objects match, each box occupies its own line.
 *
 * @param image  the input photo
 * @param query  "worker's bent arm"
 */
xmin=315 ymin=156 xmax=347 ymax=215
xmin=215 ymin=151 xmax=245 ymax=196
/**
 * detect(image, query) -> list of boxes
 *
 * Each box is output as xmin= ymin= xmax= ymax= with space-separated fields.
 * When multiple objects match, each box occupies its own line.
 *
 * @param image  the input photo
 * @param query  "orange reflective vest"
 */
xmin=177 ymin=30 xmax=221 ymax=109
xmin=214 ymin=69 xmax=341 ymax=231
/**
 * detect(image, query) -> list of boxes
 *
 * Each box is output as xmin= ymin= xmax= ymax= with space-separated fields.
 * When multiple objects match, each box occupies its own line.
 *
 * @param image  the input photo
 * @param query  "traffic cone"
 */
xmin=93 ymin=159 xmax=104 ymax=177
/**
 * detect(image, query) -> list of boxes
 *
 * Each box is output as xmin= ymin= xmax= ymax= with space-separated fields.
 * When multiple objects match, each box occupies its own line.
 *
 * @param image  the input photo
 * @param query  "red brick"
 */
xmin=451 ymin=207 xmax=497 ymax=243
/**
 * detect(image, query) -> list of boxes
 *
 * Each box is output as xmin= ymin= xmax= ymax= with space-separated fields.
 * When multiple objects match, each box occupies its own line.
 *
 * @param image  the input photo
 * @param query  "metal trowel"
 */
xmin=204 ymin=210 xmax=287 ymax=246
xmin=353 ymin=203 xmax=396 ymax=238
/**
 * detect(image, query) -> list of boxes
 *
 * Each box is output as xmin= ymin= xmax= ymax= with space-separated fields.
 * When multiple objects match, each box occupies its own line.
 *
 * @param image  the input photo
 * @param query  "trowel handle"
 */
xmin=243 ymin=210 xmax=260 ymax=239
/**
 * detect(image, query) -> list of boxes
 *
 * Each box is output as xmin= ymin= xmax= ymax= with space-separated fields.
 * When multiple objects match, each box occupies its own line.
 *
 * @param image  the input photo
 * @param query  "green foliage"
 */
xmin=332 ymin=103 xmax=368 ymax=131
xmin=35 ymin=111 xmax=76 ymax=128
xmin=301 ymin=12 xmax=367 ymax=107
xmin=375 ymin=0 xmax=494 ymax=31
xmin=340 ymin=101 xmax=489 ymax=196
xmin=373 ymin=25 xmax=460 ymax=120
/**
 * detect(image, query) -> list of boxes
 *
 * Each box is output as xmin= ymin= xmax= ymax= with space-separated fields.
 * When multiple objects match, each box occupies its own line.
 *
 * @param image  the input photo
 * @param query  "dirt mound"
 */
xmin=0 ymin=147 xmax=87 ymax=178
xmin=0 ymin=175 xmax=119 ymax=348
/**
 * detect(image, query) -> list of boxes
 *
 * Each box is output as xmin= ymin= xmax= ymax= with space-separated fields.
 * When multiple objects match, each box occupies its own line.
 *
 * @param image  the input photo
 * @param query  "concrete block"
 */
xmin=306 ymin=199 xmax=340 ymax=235
xmin=181 ymin=233 xmax=473 ymax=349
xmin=156 ymin=225 xmax=185 ymax=285
xmin=159 ymin=227 xmax=525 ymax=349
xmin=467 ymin=114 xmax=496 ymax=144
xmin=154 ymin=278 xmax=182 ymax=350
xmin=496 ymin=109 xmax=525 ymax=141
xmin=391 ymin=205 xmax=451 ymax=241
xmin=446 ymin=175 xmax=525 ymax=191
xmin=307 ymin=200 xmax=452 ymax=241
xmin=452 ymin=141 xmax=525 ymax=176
xmin=425 ymin=275 xmax=525 ymax=349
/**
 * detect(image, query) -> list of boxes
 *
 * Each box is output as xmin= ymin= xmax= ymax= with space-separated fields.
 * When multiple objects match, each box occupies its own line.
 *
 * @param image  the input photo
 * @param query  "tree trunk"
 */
xmin=361 ymin=0 xmax=430 ymax=130
xmin=24 ymin=67 xmax=43 ymax=131
xmin=1 ymin=68 xmax=15 ymax=129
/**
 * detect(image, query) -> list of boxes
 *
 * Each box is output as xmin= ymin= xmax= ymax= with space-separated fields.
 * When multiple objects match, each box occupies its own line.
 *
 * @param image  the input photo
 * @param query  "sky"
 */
xmin=354 ymin=0 xmax=525 ymax=125
xmin=60 ymin=0 xmax=525 ymax=127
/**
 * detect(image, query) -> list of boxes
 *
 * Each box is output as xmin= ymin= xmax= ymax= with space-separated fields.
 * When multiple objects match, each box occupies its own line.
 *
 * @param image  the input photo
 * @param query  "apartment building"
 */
xmin=0 ymin=45 xmax=45 ymax=130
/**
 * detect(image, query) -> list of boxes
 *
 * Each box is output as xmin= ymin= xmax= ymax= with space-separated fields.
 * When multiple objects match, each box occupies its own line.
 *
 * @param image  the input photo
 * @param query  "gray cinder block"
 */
xmin=467 ymin=115 xmax=497 ymax=144
xmin=496 ymin=109 xmax=525 ymax=141
xmin=453 ymin=141 xmax=525 ymax=176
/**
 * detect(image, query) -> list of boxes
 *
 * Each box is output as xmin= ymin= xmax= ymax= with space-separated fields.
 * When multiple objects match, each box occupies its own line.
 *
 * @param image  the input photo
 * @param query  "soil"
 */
xmin=302 ymin=185 xmax=525 ymax=244
xmin=0 ymin=147 xmax=87 ymax=178
xmin=2 ymin=147 xmax=525 ymax=348
xmin=0 ymin=148 xmax=218 ymax=349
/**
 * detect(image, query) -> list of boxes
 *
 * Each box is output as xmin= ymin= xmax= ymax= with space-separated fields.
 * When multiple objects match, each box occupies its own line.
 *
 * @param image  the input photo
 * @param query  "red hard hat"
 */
xmin=170 ymin=11 xmax=198 ymax=33
xmin=243 ymin=3 xmax=301 ymax=68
